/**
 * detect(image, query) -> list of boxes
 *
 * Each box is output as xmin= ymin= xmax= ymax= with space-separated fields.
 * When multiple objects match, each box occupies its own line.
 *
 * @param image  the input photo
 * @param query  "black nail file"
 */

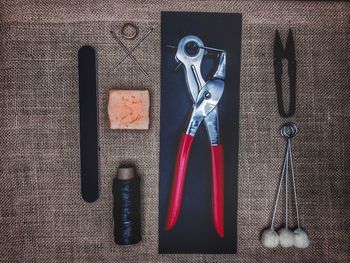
xmin=78 ymin=45 xmax=99 ymax=202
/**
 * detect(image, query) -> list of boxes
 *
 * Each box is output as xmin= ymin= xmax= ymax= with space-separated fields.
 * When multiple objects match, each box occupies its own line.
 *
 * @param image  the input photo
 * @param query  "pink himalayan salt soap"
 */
xmin=108 ymin=89 xmax=149 ymax=130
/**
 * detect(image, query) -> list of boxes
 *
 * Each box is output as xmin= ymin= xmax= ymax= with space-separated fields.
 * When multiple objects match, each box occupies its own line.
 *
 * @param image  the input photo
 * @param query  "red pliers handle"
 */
xmin=165 ymin=133 xmax=224 ymax=238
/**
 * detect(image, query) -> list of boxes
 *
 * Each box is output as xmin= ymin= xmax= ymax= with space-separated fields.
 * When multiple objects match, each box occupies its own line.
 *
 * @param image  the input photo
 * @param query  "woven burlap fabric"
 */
xmin=0 ymin=0 xmax=349 ymax=262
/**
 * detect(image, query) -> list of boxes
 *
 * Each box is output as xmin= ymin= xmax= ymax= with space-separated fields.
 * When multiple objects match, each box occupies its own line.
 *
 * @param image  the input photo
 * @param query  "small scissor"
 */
xmin=274 ymin=29 xmax=296 ymax=118
xmin=165 ymin=35 xmax=226 ymax=238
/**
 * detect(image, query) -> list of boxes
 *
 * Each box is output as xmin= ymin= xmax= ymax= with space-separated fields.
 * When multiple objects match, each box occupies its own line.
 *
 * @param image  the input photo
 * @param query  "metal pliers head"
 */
xmin=175 ymin=35 xmax=226 ymax=103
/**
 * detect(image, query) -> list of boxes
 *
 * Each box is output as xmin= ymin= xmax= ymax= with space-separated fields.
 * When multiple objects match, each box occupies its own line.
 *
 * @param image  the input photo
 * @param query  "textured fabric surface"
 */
xmin=0 ymin=0 xmax=349 ymax=262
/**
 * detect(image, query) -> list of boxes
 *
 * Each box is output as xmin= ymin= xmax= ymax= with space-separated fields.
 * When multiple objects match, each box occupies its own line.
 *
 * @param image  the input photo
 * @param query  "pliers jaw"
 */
xmin=213 ymin=52 xmax=226 ymax=81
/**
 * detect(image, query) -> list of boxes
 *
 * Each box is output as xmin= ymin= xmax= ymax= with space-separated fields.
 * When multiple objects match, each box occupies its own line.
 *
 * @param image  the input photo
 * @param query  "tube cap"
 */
xmin=117 ymin=167 xmax=136 ymax=180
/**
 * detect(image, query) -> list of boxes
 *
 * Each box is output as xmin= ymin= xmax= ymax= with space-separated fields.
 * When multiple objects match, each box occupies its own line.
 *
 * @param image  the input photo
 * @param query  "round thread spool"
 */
xmin=113 ymin=166 xmax=142 ymax=245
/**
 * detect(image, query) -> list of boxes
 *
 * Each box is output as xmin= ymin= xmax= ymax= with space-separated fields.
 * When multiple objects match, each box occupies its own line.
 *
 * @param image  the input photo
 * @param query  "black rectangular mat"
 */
xmin=159 ymin=12 xmax=242 ymax=254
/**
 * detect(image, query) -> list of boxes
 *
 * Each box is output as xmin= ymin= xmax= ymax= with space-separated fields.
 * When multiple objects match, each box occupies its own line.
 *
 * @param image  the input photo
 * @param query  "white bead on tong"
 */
xmin=261 ymin=122 xmax=309 ymax=249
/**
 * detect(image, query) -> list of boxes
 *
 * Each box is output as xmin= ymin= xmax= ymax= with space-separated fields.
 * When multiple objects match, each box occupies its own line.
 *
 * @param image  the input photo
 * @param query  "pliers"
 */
xmin=165 ymin=35 xmax=226 ymax=238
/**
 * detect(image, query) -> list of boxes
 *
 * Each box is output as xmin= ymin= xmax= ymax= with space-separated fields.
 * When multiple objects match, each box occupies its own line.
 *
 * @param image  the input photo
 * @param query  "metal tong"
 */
xmin=165 ymin=35 xmax=226 ymax=238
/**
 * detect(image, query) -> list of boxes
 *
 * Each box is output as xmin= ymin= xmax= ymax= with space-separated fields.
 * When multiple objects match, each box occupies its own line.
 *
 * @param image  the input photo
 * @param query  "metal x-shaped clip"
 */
xmin=110 ymin=28 xmax=153 ymax=77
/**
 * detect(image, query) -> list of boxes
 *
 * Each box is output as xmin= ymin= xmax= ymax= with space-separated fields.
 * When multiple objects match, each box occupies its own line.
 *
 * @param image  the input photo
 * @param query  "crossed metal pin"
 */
xmin=110 ymin=27 xmax=153 ymax=77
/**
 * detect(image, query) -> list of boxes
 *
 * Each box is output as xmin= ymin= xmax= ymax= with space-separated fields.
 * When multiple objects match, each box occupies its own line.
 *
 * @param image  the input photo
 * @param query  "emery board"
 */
xmin=78 ymin=45 xmax=99 ymax=203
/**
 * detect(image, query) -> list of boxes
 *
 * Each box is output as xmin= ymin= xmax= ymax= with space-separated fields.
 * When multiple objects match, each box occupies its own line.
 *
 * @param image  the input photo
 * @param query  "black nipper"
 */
xmin=274 ymin=29 xmax=296 ymax=118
